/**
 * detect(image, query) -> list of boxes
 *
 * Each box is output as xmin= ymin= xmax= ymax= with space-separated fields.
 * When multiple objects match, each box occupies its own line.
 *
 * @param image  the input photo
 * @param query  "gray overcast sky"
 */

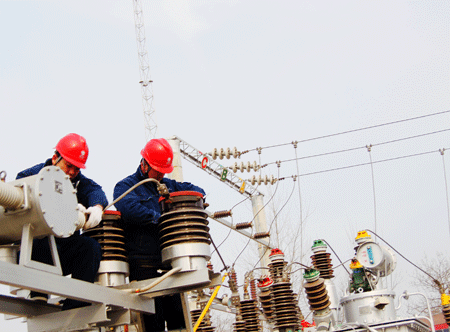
xmin=1 ymin=1 xmax=450 ymax=330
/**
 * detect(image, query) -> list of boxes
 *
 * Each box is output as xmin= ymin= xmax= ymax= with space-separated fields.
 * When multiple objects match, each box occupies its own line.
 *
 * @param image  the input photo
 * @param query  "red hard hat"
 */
xmin=55 ymin=133 xmax=89 ymax=169
xmin=141 ymin=138 xmax=174 ymax=174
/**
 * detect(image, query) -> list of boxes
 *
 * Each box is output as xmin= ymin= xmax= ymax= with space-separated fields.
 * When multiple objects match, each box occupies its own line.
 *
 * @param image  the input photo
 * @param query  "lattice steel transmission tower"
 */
xmin=132 ymin=0 xmax=157 ymax=140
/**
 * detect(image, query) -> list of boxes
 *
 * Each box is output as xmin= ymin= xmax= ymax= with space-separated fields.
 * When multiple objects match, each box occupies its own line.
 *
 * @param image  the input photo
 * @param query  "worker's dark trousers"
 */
xmin=28 ymin=233 xmax=102 ymax=310
xmin=129 ymin=261 xmax=186 ymax=332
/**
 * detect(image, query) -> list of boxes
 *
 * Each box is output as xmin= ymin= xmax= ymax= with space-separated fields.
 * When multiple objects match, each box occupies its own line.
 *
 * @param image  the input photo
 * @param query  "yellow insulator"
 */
xmin=355 ymin=230 xmax=372 ymax=244
xmin=442 ymin=293 xmax=450 ymax=306
xmin=349 ymin=259 xmax=363 ymax=270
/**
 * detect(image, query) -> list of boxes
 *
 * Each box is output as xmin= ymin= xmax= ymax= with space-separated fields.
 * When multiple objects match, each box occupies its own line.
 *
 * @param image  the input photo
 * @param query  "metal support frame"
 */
xmin=116 ymin=269 xmax=220 ymax=297
xmin=26 ymin=303 xmax=134 ymax=332
xmin=0 ymin=262 xmax=219 ymax=308
xmin=27 ymin=304 xmax=108 ymax=332
xmin=0 ymin=260 xmax=155 ymax=313
xmin=171 ymin=136 xmax=264 ymax=198
xmin=18 ymin=223 xmax=62 ymax=275
xmin=132 ymin=0 xmax=158 ymax=140
xmin=181 ymin=292 xmax=193 ymax=332
xmin=0 ymin=259 xmax=220 ymax=330
xmin=0 ymin=294 xmax=58 ymax=317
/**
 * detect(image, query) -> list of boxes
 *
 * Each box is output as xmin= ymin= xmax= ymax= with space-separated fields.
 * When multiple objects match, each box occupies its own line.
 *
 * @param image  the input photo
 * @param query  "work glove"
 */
xmin=77 ymin=203 xmax=87 ymax=214
xmin=76 ymin=204 xmax=87 ymax=230
xmin=84 ymin=205 xmax=103 ymax=230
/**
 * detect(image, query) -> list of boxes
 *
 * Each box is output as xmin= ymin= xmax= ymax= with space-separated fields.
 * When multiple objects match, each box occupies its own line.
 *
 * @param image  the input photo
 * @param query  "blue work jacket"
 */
xmin=16 ymin=159 xmax=109 ymax=211
xmin=113 ymin=166 xmax=205 ymax=264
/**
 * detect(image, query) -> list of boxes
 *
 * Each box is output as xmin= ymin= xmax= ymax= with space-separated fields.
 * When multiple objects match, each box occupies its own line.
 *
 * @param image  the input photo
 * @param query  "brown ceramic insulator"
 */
xmin=158 ymin=192 xmax=210 ymax=250
xmin=250 ymin=278 xmax=257 ymax=300
xmin=240 ymin=299 xmax=261 ymax=332
xmin=268 ymin=260 xmax=287 ymax=282
xmin=311 ymin=252 xmax=334 ymax=279
xmin=191 ymin=308 xmax=215 ymax=332
xmin=233 ymin=320 xmax=246 ymax=332
xmin=83 ymin=212 xmax=128 ymax=262
xmin=270 ymin=282 xmax=301 ymax=331
xmin=235 ymin=222 xmax=253 ymax=230
xmin=304 ymin=278 xmax=331 ymax=311
xmin=253 ymin=232 xmax=270 ymax=239
xmin=443 ymin=304 xmax=450 ymax=325
xmin=230 ymin=269 xmax=238 ymax=285
xmin=228 ymin=269 xmax=239 ymax=296
xmin=212 ymin=210 xmax=232 ymax=219
xmin=258 ymin=288 xmax=274 ymax=321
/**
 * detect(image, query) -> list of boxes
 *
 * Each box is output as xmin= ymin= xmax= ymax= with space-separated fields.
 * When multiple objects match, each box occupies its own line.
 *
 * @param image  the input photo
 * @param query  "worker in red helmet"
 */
xmin=113 ymin=138 xmax=206 ymax=332
xmin=16 ymin=133 xmax=108 ymax=310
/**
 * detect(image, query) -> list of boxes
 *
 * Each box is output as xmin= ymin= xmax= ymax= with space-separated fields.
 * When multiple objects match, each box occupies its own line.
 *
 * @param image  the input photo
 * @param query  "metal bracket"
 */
xmin=18 ymin=223 xmax=62 ymax=276
xmin=27 ymin=303 xmax=108 ymax=332
xmin=181 ymin=292 xmax=193 ymax=332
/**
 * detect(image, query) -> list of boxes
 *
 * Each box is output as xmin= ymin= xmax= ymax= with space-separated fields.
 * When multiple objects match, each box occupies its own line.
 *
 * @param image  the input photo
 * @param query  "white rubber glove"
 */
xmin=76 ymin=204 xmax=87 ymax=230
xmin=84 ymin=205 xmax=103 ymax=230
xmin=78 ymin=203 xmax=87 ymax=214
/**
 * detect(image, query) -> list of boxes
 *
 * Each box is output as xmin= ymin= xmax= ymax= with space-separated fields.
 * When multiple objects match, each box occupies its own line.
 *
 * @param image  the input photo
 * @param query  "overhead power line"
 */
xmin=248 ymin=109 xmax=450 ymax=153
xmin=273 ymin=148 xmax=450 ymax=179
xmin=263 ymin=128 xmax=450 ymax=167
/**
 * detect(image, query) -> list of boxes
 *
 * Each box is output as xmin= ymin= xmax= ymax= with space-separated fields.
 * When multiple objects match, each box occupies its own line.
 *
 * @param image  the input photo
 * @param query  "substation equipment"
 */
xmin=0 ymin=166 xmax=220 ymax=332
xmin=0 ymin=141 xmax=440 ymax=332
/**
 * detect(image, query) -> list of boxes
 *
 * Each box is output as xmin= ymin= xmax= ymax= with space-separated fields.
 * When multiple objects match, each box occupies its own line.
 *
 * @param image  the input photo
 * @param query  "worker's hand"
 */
xmin=84 ymin=205 xmax=103 ymax=230
xmin=77 ymin=203 xmax=87 ymax=214
xmin=76 ymin=204 xmax=87 ymax=230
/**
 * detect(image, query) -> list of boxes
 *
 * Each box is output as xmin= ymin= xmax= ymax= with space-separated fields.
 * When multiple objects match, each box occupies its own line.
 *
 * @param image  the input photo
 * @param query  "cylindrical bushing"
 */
xmin=158 ymin=191 xmax=210 ymax=272
xmin=83 ymin=210 xmax=129 ymax=286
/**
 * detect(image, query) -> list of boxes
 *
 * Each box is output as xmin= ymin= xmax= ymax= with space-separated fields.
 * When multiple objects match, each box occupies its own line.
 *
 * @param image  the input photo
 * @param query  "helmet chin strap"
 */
xmin=140 ymin=158 xmax=147 ymax=173
xmin=141 ymin=158 xmax=155 ymax=174
xmin=54 ymin=155 xmax=63 ymax=166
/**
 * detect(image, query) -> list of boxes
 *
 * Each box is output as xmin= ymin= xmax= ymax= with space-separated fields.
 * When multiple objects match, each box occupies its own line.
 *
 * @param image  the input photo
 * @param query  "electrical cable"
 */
xmin=263 ymin=129 xmax=450 ymax=168
xmin=289 ymin=267 xmax=306 ymax=275
xmin=126 ymin=267 xmax=182 ymax=294
xmin=373 ymin=128 xmax=450 ymax=147
xmin=209 ymin=234 xmax=229 ymax=272
xmin=439 ymin=149 xmax=450 ymax=239
xmin=322 ymin=240 xmax=351 ymax=276
xmin=293 ymin=142 xmax=304 ymax=265
xmin=103 ymin=178 xmax=161 ymax=211
xmin=210 ymin=215 xmax=234 ymax=257
xmin=253 ymin=173 xmax=297 ymax=269
xmin=366 ymin=145 xmax=378 ymax=239
xmin=295 ymin=148 xmax=448 ymax=178
xmin=331 ymin=258 xmax=353 ymax=272
xmin=288 ymin=261 xmax=311 ymax=270
xmin=262 ymin=147 xmax=448 ymax=182
xmin=266 ymin=179 xmax=297 ymax=236
xmin=245 ymin=110 xmax=450 ymax=153
xmin=365 ymin=229 xmax=437 ymax=282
